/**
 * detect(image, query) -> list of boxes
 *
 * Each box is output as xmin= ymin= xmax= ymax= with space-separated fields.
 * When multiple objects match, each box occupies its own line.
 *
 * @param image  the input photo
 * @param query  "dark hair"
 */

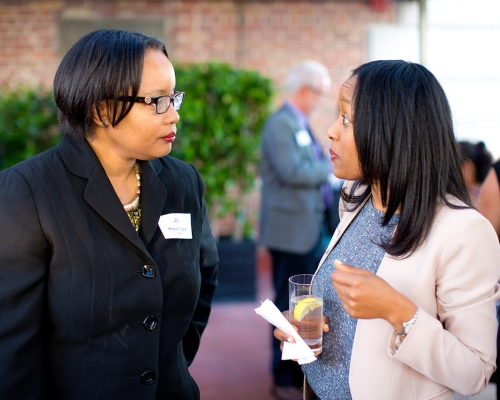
xmin=342 ymin=60 xmax=471 ymax=257
xmin=54 ymin=29 xmax=168 ymax=140
xmin=458 ymin=141 xmax=493 ymax=184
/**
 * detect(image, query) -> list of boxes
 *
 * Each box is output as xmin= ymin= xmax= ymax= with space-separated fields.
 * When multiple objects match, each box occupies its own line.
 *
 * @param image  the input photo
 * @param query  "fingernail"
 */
xmin=287 ymin=337 xmax=293 ymax=343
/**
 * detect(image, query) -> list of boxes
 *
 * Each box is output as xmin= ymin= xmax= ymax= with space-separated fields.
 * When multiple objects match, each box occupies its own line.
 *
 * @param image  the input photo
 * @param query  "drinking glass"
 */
xmin=288 ymin=274 xmax=324 ymax=352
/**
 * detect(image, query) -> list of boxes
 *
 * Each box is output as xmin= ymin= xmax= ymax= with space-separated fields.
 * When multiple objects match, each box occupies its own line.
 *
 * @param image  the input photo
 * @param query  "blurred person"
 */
xmin=259 ymin=60 xmax=334 ymax=400
xmin=478 ymin=158 xmax=500 ymax=400
xmin=274 ymin=60 xmax=500 ymax=400
xmin=458 ymin=140 xmax=493 ymax=206
xmin=0 ymin=29 xmax=218 ymax=400
xmin=478 ymin=160 xmax=500 ymax=239
xmin=478 ymin=160 xmax=500 ymax=400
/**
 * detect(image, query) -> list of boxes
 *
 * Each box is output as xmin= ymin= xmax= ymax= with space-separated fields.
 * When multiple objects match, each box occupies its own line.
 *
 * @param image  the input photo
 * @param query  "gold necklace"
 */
xmin=123 ymin=163 xmax=141 ymax=232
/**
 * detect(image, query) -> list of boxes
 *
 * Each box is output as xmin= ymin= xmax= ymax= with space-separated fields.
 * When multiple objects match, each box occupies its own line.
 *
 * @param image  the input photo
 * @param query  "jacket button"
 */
xmin=140 ymin=370 xmax=156 ymax=385
xmin=143 ymin=316 xmax=158 ymax=330
xmin=142 ymin=265 xmax=156 ymax=278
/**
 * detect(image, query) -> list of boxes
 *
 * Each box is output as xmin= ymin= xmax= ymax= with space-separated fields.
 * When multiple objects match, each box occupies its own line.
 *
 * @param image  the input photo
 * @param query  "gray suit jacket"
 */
xmin=259 ymin=103 xmax=331 ymax=254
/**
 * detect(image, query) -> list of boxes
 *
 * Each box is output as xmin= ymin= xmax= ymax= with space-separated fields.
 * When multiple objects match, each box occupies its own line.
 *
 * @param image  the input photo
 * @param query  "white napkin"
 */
xmin=254 ymin=299 xmax=317 ymax=365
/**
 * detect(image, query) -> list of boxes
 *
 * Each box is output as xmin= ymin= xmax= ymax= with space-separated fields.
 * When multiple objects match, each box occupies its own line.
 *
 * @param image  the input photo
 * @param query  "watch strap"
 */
xmin=394 ymin=306 xmax=420 ymax=338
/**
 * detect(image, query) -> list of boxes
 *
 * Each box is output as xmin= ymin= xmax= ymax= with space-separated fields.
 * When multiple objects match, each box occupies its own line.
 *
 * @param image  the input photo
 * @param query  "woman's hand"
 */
xmin=273 ymin=311 xmax=330 ymax=357
xmin=331 ymin=259 xmax=416 ymax=331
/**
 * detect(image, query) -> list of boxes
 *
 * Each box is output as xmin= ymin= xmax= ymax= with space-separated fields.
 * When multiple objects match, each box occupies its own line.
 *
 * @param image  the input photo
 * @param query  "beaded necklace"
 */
xmin=123 ymin=162 xmax=141 ymax=232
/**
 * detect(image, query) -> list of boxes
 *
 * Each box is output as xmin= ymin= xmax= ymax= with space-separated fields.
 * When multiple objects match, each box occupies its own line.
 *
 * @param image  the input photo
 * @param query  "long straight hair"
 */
xmin=342 ymin=60 xmax=471 ymax=257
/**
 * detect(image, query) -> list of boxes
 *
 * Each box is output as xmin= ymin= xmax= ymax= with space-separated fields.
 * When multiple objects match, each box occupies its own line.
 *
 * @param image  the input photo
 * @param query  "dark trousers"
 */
xmin=269 ymin=238 xmax=324 ymax=388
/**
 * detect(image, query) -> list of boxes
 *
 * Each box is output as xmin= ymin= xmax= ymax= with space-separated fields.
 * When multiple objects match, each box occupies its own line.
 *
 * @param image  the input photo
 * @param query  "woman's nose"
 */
xmin=164 ymin=107 xmax=180 ymax=125
xmin=326 ymin=121 xmax=338 ymax=141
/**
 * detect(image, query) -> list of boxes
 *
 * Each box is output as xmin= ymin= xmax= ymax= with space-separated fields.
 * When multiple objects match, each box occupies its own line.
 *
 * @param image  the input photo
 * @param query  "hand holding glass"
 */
xmin=288 ymin=274 xmax=324 ymax=353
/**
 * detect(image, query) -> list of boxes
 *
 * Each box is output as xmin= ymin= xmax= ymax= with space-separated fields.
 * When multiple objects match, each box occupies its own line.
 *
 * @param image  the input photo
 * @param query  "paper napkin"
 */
xmin=254 ymin=299 xmax=317 ymax=365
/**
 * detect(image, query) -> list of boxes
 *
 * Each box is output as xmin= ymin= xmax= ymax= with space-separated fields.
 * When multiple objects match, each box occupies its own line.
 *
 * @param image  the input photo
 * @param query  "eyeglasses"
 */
xmin=117 ymin=91 xmax=185 ymax=114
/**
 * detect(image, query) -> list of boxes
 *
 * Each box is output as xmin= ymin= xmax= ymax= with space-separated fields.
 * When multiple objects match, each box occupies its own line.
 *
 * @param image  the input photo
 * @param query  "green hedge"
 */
xmin=172 ymin=62 xmax=274 ymax=220
xmin=0 ymin=87 xmax=62 ymax=169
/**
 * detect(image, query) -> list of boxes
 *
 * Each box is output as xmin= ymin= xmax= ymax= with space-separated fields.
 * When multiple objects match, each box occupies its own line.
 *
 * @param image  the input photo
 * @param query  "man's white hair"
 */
xmin=285 ymin=60 xmax=331 ymax=95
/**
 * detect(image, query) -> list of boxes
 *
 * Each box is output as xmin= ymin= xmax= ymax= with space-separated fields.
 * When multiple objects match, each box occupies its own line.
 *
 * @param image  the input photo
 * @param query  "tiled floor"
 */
xmin=189 ymin=263 xmax=498 ymax=400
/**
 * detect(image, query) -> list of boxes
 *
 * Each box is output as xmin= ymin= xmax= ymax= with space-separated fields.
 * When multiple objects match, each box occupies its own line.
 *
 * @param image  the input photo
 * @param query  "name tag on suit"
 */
xmin=295 ymin=130 xmax=312 ymax=147
xmin=159 ymin=213 xmax=193 ymax=239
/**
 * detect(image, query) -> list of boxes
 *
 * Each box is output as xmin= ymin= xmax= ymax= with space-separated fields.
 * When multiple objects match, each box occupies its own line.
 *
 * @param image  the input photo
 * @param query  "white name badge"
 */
xmin=159 ymin=213 xmax=193 ymax=239
xmin=295 ymin=130 xmax=312 ymax=147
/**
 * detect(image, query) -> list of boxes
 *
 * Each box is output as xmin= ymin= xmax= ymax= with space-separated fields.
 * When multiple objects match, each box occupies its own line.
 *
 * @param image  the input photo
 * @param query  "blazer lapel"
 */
xmin=138 ymin=159 xmax=167 ymax=247
xmin=282 ymin=104 xmax=318 ymax=161
xmin=57 ymin=134 xmax=151 ymax=254
xmin=84 ymin=164 xmax=148 ymax=251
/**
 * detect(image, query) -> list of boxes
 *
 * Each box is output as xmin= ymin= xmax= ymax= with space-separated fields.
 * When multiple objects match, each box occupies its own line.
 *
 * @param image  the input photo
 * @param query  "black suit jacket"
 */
xmin=0 ymin=135 xmax=219 ymax=400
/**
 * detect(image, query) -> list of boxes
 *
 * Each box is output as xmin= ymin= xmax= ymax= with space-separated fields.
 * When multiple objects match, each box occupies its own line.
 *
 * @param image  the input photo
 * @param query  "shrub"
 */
xmin=0 ymin=86 xmax=62 ymax=170
xmin=172 ymin=62 xmax=274 ymax=239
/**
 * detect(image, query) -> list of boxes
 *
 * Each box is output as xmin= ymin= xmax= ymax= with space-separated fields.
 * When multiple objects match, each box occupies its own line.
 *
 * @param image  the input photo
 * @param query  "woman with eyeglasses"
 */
xmin=274 ymin=60 xmax=500 ymax=399
xmin=0 ymin=29 xmax=218 ymax=400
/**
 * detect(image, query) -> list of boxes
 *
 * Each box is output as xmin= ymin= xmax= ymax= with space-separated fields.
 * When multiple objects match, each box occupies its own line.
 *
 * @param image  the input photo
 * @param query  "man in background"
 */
xmin=259 ymin=60 xmax=334 ymax=400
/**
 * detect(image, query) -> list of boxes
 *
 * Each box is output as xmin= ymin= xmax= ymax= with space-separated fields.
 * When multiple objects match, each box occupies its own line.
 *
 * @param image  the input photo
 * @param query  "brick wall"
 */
xmin=169 ymin=0 xmax=395 ymax=144
xmin=0 ymin=0 xmax=396 ymax=238
xmin=0 ymin=0 xmax=395 ymax=134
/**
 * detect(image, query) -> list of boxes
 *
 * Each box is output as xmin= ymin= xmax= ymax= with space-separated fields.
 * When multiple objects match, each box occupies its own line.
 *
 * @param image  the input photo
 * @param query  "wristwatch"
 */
xmin=394 ymin=307 xmax=419 ymax=338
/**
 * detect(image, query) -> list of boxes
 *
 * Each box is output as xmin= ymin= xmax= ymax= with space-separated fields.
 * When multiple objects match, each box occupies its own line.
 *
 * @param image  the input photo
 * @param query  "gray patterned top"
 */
xmin=302 ymin=199 xmax=398 ymax=400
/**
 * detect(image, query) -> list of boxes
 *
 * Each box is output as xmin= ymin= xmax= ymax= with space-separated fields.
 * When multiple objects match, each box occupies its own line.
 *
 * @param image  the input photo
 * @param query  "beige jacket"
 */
xmin=305 ymin=186 xmax=500 ymax=400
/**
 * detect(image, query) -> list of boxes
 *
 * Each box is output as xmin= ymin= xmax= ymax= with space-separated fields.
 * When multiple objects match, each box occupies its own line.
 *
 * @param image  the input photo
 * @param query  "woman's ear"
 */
xmin=92 ymin=101 xmax=108 ymax=127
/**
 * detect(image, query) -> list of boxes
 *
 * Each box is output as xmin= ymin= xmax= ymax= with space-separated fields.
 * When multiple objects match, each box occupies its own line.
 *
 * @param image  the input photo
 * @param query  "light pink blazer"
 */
xmin=305 ymin=183 xmax=500 ymax=400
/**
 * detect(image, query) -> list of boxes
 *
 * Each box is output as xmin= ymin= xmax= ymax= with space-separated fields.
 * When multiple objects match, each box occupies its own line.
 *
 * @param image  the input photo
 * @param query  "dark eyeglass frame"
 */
xmin=117 ymin=91 xmax=185 ymax=114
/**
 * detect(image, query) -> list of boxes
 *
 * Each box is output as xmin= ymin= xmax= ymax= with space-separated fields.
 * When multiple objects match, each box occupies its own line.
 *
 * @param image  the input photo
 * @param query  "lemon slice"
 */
xmin=293 ymin=297 xmax=323 ymax=321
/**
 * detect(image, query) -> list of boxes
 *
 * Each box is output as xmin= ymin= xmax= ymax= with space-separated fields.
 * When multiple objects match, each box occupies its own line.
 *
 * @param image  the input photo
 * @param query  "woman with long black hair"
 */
xmin=275 ymin=60 xmax=500 ymax=400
